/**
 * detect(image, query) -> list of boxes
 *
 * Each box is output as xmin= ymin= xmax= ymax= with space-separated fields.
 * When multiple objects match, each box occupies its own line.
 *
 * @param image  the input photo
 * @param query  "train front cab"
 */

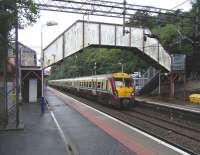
xmin=112 ymin=73 xmax=135 ymax=109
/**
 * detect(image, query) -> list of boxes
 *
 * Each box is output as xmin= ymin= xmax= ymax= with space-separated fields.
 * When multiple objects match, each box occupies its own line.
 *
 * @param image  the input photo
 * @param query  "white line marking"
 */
xmin=50 ymin=87 xmax=191 ymax=155
xmin=49 ymin=110 xmax=71 ymax=154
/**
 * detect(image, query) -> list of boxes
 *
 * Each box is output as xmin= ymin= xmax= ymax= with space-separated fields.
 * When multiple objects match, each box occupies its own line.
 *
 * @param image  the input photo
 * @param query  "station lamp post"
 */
xmin=41 ymin=21 xmax=58 ymax=99
xmin=118 ymin=62 xmax=124 ymax=73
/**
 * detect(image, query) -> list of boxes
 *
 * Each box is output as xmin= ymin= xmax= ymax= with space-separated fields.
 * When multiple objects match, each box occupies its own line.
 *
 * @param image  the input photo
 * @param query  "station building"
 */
xmin=18 ymin=43 xmax=41 ymax=103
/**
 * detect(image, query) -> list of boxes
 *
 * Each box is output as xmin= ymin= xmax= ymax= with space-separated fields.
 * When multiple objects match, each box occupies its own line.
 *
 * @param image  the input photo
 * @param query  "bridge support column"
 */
xmin=158 ymin=71 xmax=161 ymax=96
xmin=169 ymin=73 xmax=176 ymax=98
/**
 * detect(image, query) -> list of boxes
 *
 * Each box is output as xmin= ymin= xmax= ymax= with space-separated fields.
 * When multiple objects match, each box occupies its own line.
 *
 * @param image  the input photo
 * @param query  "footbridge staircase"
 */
xmin=44 ymin=20 xmax=171 ymax=72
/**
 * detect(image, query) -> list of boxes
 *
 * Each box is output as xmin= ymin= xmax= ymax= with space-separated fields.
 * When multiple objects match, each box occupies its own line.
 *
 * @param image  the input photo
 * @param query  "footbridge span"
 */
xmin=44 ymin=20 xmax=171 ymax=71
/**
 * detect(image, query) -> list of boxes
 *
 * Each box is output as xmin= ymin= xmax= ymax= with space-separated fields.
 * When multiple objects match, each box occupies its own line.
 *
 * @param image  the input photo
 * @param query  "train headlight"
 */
xmin=114 ymin=90 xmax=118 ymax=96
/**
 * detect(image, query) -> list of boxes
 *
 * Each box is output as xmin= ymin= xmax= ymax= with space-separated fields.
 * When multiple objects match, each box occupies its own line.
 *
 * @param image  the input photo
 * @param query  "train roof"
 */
xmin=49 ymin=73 xmax=131 ymax=82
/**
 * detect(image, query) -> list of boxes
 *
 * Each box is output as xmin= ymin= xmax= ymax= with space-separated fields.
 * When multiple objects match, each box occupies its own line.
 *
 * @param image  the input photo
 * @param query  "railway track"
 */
xmin=49 ymin=87 xmax=200 ymax=155
xmin=130 ymin=108 xmax=200 ymax=135
xmin=131 ymin=107 xmax=200 ymax=130
xmin=121 ymin=110 xmax=200 ymax=154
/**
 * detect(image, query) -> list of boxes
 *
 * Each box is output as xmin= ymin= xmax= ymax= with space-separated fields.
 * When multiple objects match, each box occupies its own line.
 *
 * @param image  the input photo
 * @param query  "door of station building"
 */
xmin=29 ymin=79 xmax=37 ymax=103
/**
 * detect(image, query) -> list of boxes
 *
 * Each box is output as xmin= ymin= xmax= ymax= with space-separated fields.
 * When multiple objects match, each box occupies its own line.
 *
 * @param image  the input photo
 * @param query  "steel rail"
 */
xmin=123 ymin=111 xmax=200 ymax=143
xmin=131 ymin=108 xmax=200 ymax=134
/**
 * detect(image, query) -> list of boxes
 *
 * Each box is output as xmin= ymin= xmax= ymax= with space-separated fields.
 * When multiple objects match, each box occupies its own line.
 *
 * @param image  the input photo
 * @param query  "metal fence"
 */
xmin=132 ymin=67 xmax=157 ymax=92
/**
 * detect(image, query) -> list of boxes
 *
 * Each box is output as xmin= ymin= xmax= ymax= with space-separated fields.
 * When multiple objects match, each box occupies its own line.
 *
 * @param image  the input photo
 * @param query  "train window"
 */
xmin=97 ymin=82 xmax=101 ymax=89
xmin=124 ymin=79 xmax=132 ymax=87
xmin=114 ymin=78 xmax=132 ymax=87
xmin=89 ymin=82 xmax=92 ymax=88
xmin=114 ymin=78 xmax=124 ymax=88
xmin=101 ymin=82 xmax=104 ymax=89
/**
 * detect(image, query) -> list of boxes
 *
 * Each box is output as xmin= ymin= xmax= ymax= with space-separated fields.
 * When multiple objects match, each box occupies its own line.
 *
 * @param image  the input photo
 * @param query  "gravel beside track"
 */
xmin=50 ymin=87 xmax=200 ymax=155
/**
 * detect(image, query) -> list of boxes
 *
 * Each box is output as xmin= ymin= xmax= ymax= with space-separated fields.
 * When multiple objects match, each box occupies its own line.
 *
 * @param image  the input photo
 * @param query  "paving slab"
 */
xmin=0 ymin=103 xmax=68 ymax=155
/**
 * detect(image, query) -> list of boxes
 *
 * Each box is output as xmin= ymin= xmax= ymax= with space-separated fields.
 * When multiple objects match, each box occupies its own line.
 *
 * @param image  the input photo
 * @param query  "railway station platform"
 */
xmin=135 ymin=96 xmax=200 ymax=114
xmin=43 ymin=87 xmax=190 ymax=155
xmin=0 ymin=102 xmax=67 ymax=155
xmin=0 ymin=86 xmax=193 ymax=155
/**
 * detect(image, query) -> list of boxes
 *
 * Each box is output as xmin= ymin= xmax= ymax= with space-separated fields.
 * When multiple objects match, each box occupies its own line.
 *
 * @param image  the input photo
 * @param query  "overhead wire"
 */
xmin=171 ymin=0 xmax=192 ymax=10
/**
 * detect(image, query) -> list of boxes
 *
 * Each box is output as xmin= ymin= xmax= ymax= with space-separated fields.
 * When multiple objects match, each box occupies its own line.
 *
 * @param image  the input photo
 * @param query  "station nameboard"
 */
xmin=171 ymin=54 xmax=186 ymax=72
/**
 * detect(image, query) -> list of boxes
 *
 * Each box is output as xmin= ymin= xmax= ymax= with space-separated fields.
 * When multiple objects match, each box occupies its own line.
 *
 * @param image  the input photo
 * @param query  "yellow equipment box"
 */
xmin=189 ymin=94 xmax=200 ymax=104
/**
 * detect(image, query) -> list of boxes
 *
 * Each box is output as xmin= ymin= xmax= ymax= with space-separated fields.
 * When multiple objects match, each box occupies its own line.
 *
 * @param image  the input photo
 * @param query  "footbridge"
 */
xmin=44 ymin=20 xmax=171 ymax=71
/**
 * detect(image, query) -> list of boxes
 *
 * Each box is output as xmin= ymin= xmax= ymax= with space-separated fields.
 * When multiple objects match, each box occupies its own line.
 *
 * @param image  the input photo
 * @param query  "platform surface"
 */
xmin=0 ymin=103 xmax=67 ymax=155
xmin=46 ymin=87 xmax=191 ymax=155
xmin=136 ymin=96 xmax=200 ymax=114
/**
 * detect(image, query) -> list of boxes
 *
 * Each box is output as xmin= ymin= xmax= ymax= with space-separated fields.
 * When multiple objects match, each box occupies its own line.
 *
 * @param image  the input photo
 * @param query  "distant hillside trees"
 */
xmin=49 ymin=48 xmax=148 ymax=79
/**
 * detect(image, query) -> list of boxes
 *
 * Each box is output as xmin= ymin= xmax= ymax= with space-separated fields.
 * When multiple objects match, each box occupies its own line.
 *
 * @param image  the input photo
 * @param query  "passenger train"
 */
xmin=49 ymin=73 xmax=135 ymax=109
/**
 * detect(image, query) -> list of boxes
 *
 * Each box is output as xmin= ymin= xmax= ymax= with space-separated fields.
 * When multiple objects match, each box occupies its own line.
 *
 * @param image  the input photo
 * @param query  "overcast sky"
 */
xmin=18 ymin=0 xmax=192 ymax=58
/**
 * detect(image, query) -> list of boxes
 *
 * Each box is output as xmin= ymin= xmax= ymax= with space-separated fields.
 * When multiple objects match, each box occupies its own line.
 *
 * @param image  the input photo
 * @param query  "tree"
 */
xmin=49 ymin=48 xmax=148 ymax=79
xmin=0 ymin=0 xmax=39 ymax=75
xmin=0 ymin=0 xmax=39 ymax=44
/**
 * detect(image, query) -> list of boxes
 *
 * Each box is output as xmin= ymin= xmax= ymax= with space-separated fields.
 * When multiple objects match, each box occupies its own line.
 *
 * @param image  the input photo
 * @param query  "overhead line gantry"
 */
xmin=34 ymin=0 xmax=187 ymax=19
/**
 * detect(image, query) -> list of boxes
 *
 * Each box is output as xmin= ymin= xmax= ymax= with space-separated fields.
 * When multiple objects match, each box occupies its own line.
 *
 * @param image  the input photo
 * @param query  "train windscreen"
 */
xmin=114 ymin=78 xmax=132 ymax=88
